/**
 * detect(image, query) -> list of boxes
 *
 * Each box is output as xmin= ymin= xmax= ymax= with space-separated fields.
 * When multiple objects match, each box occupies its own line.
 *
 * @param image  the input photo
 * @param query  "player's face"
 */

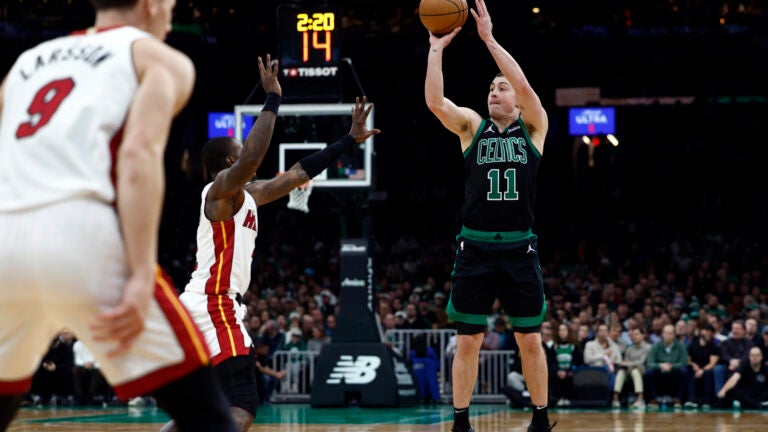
xmin=147 ymin=0 xmax=176 ymax=39
xmin=487 ymin=77 xmax=517 ymax=118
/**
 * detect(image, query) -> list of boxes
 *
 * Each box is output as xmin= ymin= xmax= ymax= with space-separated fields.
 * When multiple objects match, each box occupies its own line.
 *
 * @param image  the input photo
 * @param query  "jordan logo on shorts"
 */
xmin=526 ymin=244 xmax=536 ymax=254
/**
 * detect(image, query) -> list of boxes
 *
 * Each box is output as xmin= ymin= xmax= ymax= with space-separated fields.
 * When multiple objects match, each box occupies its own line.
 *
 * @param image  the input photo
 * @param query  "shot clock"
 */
xmin=277 ymin=4 xmax=343 ymax=101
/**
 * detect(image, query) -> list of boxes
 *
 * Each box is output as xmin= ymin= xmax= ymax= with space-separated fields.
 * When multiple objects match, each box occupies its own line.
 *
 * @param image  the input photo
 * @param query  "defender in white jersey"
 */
xmin=166 ymin=92 xmax=380 ymax=431
xmin=0 ymin=1 xmax=236 ymax=431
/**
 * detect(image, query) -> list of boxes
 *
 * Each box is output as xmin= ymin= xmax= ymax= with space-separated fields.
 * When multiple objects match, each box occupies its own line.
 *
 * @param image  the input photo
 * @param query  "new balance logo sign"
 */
xmin=326 ymin=355 xmax=381 ymax=384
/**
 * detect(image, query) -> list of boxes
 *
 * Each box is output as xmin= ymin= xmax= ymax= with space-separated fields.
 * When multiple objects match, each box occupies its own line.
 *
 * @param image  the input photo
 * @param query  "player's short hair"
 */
xmin=202 ymin=137 xmax=236 ymax=177
xmin=89 ymin=0 xmax=139 ymax=10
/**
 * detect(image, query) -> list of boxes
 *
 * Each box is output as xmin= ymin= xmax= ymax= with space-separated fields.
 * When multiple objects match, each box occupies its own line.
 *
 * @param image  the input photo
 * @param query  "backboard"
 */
xmin=234 ymin=104 xmax=373 ymax=187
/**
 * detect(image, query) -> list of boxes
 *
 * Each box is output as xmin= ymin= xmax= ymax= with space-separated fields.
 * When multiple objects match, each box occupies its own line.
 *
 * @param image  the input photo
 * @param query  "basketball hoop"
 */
xmin=286 ymin=179 xmax=313 ymax=213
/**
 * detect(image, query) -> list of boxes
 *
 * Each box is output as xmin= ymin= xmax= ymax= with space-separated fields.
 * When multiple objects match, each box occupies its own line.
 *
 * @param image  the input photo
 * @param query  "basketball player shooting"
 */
xmin=162 ymin=57 xmax=379 ymax=431
xmin=425 ymin=0 xmax=555 ymax=431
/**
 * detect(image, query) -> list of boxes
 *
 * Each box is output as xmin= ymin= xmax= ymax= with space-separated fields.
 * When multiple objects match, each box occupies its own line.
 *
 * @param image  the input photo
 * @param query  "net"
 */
xmin=287 ymin=179 xmax=313 ymax=213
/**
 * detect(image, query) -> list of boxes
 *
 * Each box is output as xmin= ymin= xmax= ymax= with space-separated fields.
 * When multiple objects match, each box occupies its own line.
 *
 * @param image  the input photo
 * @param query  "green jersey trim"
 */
xmin=446 ymin=297 xmax=488 ymax=325
xmin=519 ymin=117 xmax=541 ymax=159
xmin=463 ymin=119 xmax=487 ymax=159
xmin=460 ymin=226 xmax=533 ymax=243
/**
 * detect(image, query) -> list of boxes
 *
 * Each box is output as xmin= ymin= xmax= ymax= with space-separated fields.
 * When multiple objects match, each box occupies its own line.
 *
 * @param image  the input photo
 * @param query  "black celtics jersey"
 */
xmin=460 ymin=117 xmax=541 ymax=235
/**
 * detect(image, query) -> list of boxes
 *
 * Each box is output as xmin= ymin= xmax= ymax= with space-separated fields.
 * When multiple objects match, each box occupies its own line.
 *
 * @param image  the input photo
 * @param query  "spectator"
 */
xmin=745 ymin=318 xmax=761 ymax=346
xmin=72 ymin=340 xmax=109 ymax=406
xmin=717 ymin=347 xmax=768 ymax=409
xmin=715 ymin=320 xmax=754 ymax=395
xmin=577 ymin=324 xmax=591 ymax=352
xmin=253 ymin=338 xmax=286 ymax=404
xmin=29 ymin=331 xmax=75 ymax=406
xmin=757 ymin=325 xmax=768 ymax=364
xmin=708 ymin=315 xmax=728 ymax=344
xmin=541 ymin=322 xmax=559 ymax=406
xmin=609 ymin=323 xmax=627 ymax=353
xmin=283 ymin=328 xmax=308 ymax=394
xmin=686 ymin=323 xmax=720 ymax=409
xmin=645 ymin=324 xmax=689 ymax=408
xmin=612 ymin=327 xmax=651 ymax=410
xmin=403 ymin=303 xmax=429 ymax=330
xmin=260 ymin=320 xmax=285 ymax=358
xmin=584 ymin=323 xmax=622 ymax=391
xmin=675 ymin=319 xmax=692 ymax=347
xmin=409 ymin=334 xmax=441 ymax=404
xmin=553 ymin=323 xmax=581 ymax=406
xmin=307 ymin=325 xmax=329 ymax=352
xmin=492 ymin=317 xmax=516 ymax=350
xmin=326 ymin=314 xmax=337 ymax=338
xmin=584 ymin=324 xmax=622 ymax=371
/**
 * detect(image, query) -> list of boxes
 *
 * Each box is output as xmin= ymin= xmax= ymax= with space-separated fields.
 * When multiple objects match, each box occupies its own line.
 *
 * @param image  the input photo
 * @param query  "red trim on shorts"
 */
xmin=209 ymin=294 xmax=250 ymax=366
xmin=108 ymin=126 xmax=124 ymax=203
xmin=0 ymin=377 xmax=32 ymax=395
xmin=70 ymin=25 xmax=126 ymax=36
xmin=204 ymin=219 xmax=235 ymax=295
xmin=112 ymin=267 xmax=210 ymax=400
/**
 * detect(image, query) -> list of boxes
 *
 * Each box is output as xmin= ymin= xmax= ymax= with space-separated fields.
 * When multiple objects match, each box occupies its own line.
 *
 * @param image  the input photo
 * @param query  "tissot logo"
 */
xmin=341 ymin=278 xmax=365 ymax=287
xmin=326 ymin=355 xmax=381 ymax=384
xmin=283 ymin=67 xmax=339 ymax=78
xmin=341 ymin=244 xmax=366 ymax=253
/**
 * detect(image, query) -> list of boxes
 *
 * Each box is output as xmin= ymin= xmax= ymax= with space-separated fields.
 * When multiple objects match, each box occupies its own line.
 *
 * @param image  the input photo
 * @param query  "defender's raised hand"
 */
xmin=258 ymin=54 xmax=281 ymax=97
xmin=348 ymin=96 xmax=381 ymax=143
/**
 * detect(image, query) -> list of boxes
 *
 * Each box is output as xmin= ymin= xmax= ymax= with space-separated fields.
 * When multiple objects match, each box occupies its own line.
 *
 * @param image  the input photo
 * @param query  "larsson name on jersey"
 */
xmin=19 ymin=44 xmax=113 ymax=81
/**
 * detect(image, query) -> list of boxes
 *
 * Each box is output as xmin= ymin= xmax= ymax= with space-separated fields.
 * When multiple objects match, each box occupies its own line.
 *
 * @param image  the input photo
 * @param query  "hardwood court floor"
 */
xmin=8 ymin=404 xmax=768 ymax=431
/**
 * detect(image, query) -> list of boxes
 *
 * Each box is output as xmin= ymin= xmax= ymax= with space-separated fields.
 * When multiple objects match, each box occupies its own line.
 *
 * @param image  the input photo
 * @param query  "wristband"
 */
xmin=298 ymin=135 xmax=356 ymax=179
xmin=262 ymin=92 xmax=281 ymax=114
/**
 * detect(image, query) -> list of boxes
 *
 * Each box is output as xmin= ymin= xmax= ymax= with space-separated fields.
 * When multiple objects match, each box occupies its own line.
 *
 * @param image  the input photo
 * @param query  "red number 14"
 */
xmin=302 ymin=31 xmax=332 ymax=62
xmin=16 ymin=77 xmax=75 ymax=139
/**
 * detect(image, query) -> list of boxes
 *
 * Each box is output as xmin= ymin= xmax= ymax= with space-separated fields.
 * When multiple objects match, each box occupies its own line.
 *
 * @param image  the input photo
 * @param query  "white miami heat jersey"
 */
xmin=0 ymin=26 xmax=153 ymax=212
xmin=184 ymin=183 xmax=259 ymax=297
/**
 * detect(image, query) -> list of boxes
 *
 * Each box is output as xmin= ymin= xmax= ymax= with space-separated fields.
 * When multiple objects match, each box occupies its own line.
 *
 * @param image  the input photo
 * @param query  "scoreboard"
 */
xmin=277 ymin=4 xmax=343 ymax=101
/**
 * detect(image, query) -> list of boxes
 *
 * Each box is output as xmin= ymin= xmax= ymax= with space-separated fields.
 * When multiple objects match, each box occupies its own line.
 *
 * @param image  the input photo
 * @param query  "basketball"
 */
xmin=419 ymin=0 xmax=469 ymax=36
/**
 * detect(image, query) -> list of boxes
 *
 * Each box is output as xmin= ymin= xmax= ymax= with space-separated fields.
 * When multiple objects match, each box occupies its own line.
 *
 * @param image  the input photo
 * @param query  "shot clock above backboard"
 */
xmin=277 ymin=4 xmax=343 ymax=101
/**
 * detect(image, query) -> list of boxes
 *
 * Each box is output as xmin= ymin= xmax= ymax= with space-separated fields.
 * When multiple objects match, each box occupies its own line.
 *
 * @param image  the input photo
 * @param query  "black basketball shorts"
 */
xmin=447 ymin=235 xmax=546 ymax=334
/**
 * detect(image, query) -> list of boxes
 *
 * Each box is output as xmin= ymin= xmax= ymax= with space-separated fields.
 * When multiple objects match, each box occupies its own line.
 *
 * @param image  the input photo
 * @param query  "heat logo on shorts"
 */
xmin=326 ymin=355 xmax=381 ymax=384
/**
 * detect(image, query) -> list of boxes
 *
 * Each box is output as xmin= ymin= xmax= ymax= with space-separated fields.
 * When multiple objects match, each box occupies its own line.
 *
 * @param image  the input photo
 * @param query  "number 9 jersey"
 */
xmin=0 ymin=26 xmax=153 ymax=212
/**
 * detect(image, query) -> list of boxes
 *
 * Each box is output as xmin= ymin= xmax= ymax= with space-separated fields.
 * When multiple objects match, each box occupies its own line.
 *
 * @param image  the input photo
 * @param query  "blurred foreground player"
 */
xmin=0 ymin=0 xmax=236 ymax=430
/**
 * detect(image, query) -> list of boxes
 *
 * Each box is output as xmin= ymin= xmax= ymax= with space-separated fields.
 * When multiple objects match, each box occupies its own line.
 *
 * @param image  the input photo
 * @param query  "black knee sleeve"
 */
xmin=0 ymin=394 xmax=24 ymax=430
xmin=514 ymin=324 xmax=541 ymax=334
xmin=153 ymin=366 xmax=237 ymax=432
xmin=456 ymin=322 xmax=486 ymax=335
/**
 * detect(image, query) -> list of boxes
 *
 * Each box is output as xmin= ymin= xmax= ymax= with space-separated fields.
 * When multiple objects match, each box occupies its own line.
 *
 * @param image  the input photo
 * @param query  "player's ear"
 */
xmin=144 ymin=0 xmax=159 ymax=18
